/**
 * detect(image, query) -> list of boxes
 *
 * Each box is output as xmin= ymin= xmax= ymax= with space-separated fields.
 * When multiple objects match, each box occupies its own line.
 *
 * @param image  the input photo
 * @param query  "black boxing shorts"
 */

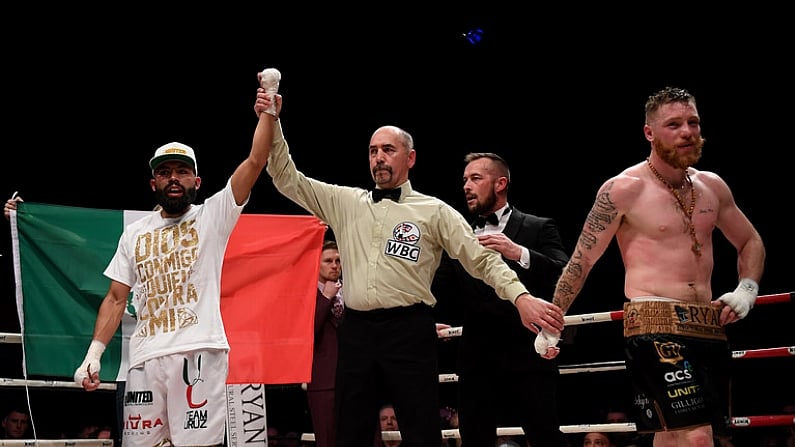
xmin=623 ymin=298 xmax=732 ymax=436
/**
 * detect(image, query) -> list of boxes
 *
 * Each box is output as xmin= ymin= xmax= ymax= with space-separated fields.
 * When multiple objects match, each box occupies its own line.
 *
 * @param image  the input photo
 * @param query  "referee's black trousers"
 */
xmin=335 ymin=304 xmax=441 ymax=447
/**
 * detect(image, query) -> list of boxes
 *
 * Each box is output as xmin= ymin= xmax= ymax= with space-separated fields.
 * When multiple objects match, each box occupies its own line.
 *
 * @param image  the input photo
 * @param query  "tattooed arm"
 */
xmin=553 ymin=174 xmax=641 ymax=314
xmin=536 ymin=171 xmax=643 ymax=359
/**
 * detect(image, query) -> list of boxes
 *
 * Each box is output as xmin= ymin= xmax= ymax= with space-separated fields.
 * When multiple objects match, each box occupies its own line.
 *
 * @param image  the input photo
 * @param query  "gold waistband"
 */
xmin=623 ymin=300 xmax=726 ymax=340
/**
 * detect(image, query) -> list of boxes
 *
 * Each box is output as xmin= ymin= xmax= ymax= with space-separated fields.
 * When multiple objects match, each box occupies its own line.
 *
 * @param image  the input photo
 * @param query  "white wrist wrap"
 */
xmin=718 ymin=278 xmax=758 ymax=319
xmin=534 ymin=329 xmax=560 ymax=355
xmin=259 ymin=68 xmax=281 ymax=117
xmin=74 ymin=340 xmax=106 ymax=385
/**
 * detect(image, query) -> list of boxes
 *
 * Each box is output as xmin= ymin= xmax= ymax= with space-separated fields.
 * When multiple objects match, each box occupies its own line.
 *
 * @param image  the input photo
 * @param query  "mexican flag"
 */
xmin=9 ymin=202 xmax=326 ymax=385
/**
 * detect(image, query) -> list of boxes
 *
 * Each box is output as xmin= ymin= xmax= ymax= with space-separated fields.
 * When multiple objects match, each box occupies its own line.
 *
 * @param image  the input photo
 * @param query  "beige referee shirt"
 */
xmin=266 ymin=123 xmax=529 ymax=311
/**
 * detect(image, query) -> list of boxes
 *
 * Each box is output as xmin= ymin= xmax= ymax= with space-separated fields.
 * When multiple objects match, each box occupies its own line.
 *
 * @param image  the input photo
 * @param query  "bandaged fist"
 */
xmin=73 ymin=340 xmax=105 ymax=390
xmin=534 ymin=329 xmax=560 ymax=358
xmin=717 ymin=278 xmax=758 ymax=319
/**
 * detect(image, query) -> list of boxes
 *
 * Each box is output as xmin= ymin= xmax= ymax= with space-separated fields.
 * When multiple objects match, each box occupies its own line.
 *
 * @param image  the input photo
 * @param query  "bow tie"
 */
xmin=473 ymin=213 xmax=499 ymax=229
xmin=372 ymin=188 xmax=401 ymax=202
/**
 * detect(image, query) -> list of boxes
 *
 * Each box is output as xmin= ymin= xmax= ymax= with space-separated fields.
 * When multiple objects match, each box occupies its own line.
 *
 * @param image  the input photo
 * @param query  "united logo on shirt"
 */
xmin=384 ymin=221 xmax=421 ymax=262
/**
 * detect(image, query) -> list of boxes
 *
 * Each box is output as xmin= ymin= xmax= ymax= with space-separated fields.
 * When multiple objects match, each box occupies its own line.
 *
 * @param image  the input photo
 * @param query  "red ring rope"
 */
xmin=733 ymin=346 xmax=795 ymax=359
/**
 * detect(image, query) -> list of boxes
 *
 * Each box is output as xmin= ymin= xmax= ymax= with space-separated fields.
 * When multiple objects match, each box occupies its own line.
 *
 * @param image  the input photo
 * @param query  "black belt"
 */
xmin=345 ymin=303 xmax=430 ymax=321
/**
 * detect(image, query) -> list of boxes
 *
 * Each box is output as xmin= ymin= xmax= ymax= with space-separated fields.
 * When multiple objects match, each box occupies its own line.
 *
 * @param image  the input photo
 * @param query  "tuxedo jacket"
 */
xmin=431 ymin=207 xmax=569 ymax=374
xmin=307 ymin=290 xmax=340 ymax=391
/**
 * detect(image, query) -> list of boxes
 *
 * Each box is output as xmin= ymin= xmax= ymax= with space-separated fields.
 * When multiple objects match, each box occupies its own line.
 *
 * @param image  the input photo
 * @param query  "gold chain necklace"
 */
xmin=646 ymin=158 xmax=701 ymax=257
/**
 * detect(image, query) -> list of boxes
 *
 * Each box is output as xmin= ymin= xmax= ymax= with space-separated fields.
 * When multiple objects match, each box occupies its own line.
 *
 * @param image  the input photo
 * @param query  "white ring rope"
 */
xmin=437 ymin=292 xmax=793 ymax=333
xmin=0 ymin=377 xmax=117 ymax=390
xmin=441 ymin=346 xmax=795 ymax=378
xmin=561 ymin=292 xmax=792 ymax=326
xmin=301 ymin=414 xmax=795 ymax=443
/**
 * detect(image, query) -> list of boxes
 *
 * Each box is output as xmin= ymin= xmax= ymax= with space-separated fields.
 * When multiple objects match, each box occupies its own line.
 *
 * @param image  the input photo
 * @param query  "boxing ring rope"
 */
xmin=732 ymin=346 xmax=795 ymax=359
xmin=436 ymin=292 xmax=791 ymax=338
xmin=0 ymin=377 xmax=117 ymax=391
xmin=437 ymin=341 xmax=795 ymax=378
xmin=303 ymin=416 xmax=795 ymax=443
xmin=2 ymin=292 xmax=792 ymax=444
xmin=558 ymin=292 xmax=792 ymax=326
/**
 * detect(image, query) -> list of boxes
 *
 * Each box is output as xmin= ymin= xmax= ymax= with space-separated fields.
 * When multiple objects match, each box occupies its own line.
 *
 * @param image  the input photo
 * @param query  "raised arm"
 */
xmin=229 ymin=70 xmax=282 ymax=205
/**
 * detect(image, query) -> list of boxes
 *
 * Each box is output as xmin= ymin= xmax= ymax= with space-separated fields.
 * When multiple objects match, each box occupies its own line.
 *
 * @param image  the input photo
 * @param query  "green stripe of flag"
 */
xmin=13 ymin=202 xmax=144 ymax=380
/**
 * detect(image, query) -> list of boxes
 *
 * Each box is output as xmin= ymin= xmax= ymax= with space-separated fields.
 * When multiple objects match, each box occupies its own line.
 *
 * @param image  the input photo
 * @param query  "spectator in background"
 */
xmin=307 ymin=239 xmax=344 ymax=447
xmin=1 ymin=406 xmax=31 ymax=439
xmin=269 ymin=426 xmax=284 ymax=446
xmin=283 ymin=431 xmax=301 ymax=447
xmin=495 ymin=437 xmax=522 ymax=447
xmin=582 ymin=432 xmax=615 ymax=447
xmin=73 ymin=421 xmax=114 ymax=439
xmin=96 ymin=426 xmax=113 ymax=439
xmin=75 ymin=422 xmax=100 ymax=438
xmin=603 ymin=406 xmax=650 ymax=447
xmin=375 ymin=404 xmax=401 ymax=447
xmin=439 ymin=407 xmax=461 ymax=447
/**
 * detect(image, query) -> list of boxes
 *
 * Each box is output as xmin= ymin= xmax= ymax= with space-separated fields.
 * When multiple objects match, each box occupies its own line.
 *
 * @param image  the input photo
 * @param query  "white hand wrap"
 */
xmin=259 ymin=68 xmax=281 ymax=117
xmin=534 ymin=329 xmax=560 ymax=355
xmin=74 ymin=340 xmax=106 ymax=385
xmin=717 ymin=278 xmax=758 ymax=319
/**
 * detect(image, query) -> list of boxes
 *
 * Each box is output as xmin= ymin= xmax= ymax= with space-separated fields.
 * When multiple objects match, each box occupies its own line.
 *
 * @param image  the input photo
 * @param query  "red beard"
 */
xmin=652 ymin=136 xmax=705 ymax=169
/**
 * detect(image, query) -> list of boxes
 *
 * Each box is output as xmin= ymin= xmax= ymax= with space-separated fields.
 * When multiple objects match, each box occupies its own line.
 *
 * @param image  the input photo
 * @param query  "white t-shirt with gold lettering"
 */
xmin=104 ymin=179 xmax=244 ymax=369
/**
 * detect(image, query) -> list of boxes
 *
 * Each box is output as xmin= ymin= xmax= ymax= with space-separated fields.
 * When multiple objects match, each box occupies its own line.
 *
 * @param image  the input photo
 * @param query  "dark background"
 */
xmin=1 ymin=7 xmax=792 ymax=441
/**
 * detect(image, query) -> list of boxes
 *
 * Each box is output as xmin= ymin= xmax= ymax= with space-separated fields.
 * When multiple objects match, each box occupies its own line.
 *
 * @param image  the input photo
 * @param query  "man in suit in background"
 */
xmin=432 ymin=152 xmax=570 ymax=446
xmin=307 ymin=239 xmax=344 ymax=447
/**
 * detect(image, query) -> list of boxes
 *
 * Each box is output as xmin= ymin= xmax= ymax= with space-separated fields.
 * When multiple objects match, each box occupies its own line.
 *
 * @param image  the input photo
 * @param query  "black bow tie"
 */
xmin=473 ymin=213 xmax=499 ymax=229
xmin=372 ymin=188 xmax=401 ymax=202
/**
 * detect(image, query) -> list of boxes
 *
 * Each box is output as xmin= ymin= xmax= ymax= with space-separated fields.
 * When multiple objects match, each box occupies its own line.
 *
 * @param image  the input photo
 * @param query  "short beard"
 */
xmin=154 ymin=187 xmax=197 ymax=215
xmin=469 ymin=189 xmax=498 ymax=216
xmin=653 ymin=136 xmax=705 ymax=169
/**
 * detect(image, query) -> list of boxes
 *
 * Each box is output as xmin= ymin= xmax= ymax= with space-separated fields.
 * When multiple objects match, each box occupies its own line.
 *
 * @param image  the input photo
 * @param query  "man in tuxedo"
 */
xmin=432 ymin=152 xmax=570 ymax=447
xmin=307 ymin=239 xmax=344 ymax=447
